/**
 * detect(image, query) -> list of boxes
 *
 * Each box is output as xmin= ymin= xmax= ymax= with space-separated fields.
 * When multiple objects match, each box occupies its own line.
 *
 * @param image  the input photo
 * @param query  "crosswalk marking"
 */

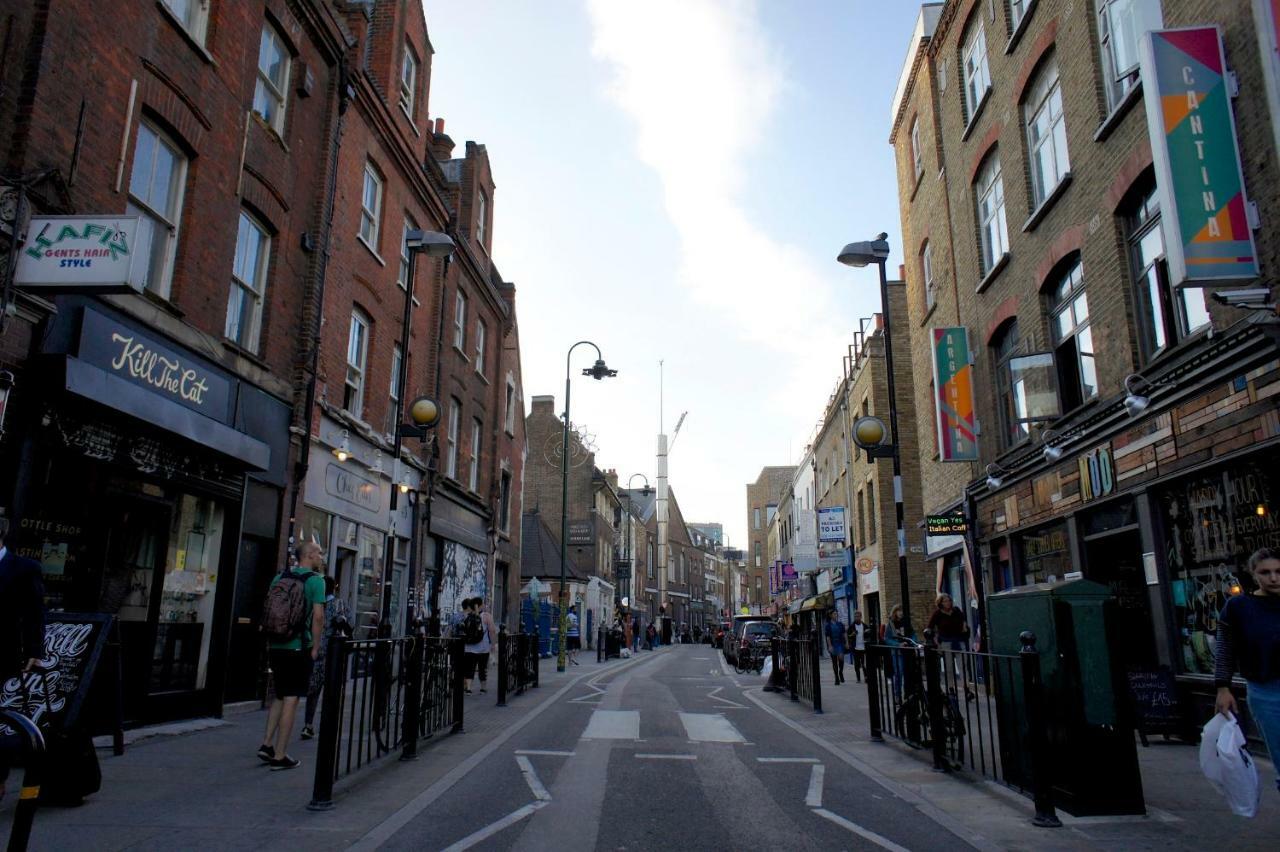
xmin=757 ymin=757 xmax=820 ymax=764
xmin=582 ymin=710 xmax=640 ymax=740
xmin=635 ymin=753 xmax=697 ymax=760
xmin=679 ymin=712 xmax=746 ymax=743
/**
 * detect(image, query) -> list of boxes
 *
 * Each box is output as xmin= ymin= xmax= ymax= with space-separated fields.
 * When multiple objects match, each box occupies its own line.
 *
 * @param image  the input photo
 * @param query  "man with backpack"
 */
xmin=257 ymin=542 xmax=326 ymax=770
xmin=461 ymin=598 xmax=494 ymax=694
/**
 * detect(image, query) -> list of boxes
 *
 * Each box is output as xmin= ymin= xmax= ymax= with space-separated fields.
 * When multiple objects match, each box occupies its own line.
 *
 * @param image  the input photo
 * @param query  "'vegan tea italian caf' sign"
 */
xmin=15 ymin=216 xmax=153 ymax=293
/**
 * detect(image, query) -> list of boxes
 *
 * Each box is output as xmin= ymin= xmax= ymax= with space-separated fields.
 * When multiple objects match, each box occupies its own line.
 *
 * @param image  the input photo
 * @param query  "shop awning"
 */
xmin=791 ymin=592 xmax=835 ymax=613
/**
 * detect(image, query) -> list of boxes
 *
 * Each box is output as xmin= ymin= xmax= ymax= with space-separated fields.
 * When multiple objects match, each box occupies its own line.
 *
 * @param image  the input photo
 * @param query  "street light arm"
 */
xmin=566 ymin=340 xmax=603 ymax=379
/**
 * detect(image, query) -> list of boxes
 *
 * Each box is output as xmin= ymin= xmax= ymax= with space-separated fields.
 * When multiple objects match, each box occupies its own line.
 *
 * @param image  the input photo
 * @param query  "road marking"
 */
xmin=514 ymin=749 xmax=575 ymax=757
xmin=516 ymin=755 xmax=551 ymax=802
xmin=439 ymin=801 xmax=548 ymax=852
xmin=756 ymin=757 xmax=820 ymax=764
xmin=805 ymin=764 xmax=825 ymax=808
xmin=692 ymin=657 xmax=709 ymax=660
xmin=635 ymin=753 xmax=697 ymax=760
xmin=569 ymin=681 xmax=607 ymax=704
xmin=582 ymin=709 xmax=640 ymax=740
xmin=679 ymin=712 xmax=745 ymax=743
xmin=706 ymin=686 xmax=749 ymax=709
xmin=812 ymin=808 xmax=911 ymax=852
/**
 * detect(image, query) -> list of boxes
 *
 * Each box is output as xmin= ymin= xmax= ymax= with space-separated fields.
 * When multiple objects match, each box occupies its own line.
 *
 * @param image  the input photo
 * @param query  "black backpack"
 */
xmin=461 ymin=612 xmax=485 ymax=644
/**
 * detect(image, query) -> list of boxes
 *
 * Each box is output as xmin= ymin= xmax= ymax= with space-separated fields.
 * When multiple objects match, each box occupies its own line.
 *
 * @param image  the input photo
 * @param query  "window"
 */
xmin=359 ymin=163 xmax=382 ymax=249
xmin=867 ymin=486 xmax=877 ymax=544
xmin=753 ymin=507 xmax=761 ymax=530
xmin=453 ymin=290 xmax=467 ymax=350
xmin=399 ymin=43 xmax=418 ymax=119
xmin=649 ymin=541 xmax=656 ymax=579
xmin=1125 ymin=181 xmax=1210 ymax=357
xmin=1050 ymin=261 xmax=1097 ymax=410
xmin=921 ymin=241 xmax=936 ymax=311
xmin=161 ymin=0 xmax=208 ymax=44
xmin=390 ymin=343 xmax=403 ymax=405
xmin=1097 ymin=0 xmax=1163 ymax=110
xmin=910 ymin=118 xmax=923 ymax=178
xmin=127 ymin=122 xmax=187 ymax=298
xmin=754 ymin=541 xmax=761 ymax=567
xmin=504 ymin=379 xmax=517 ymax=435
xmin=856 ymin=490 xmax=866 ymax=549
xmin=992 ymin=320 xmax=1031 ymax=448
xmin=976 ymin=154 xmax=1008 ymax=274
xmin=225 ymin=211 xmax=269 ymax=351
xmin=469 ymin=418 xmax=482 ymax=491
xmin=474 ymin=319 xmax=487 ymax=377
xmin=499 ymin=470 xmax=512 ymax=532
xmin=1025 ymin=57 xmax=1069 ymax=207
xmin=344 ymin=310 xmax=370 ymax=416
xmin=253 ymin=24 xmax=290 ymax=133
xmin=1009 ymin=0 xmax=1030 ymax=30
xmin=962 ymin=20 xmax=991 ymax=122
xmin=475 ymin=191 xmax=488 ymax=248
xmin=398 ymin=218 xmax=417 ymax=289
xmin=446 ymin=398 xmax=461 ymax=479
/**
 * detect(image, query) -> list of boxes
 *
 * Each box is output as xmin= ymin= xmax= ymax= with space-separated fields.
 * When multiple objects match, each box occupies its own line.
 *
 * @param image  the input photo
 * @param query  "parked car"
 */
xmin=722 ymin=615 xmax=773 ymax=664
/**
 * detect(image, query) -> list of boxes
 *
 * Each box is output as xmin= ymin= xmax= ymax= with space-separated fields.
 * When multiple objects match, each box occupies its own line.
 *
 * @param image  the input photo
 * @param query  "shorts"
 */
xmin=567 ymin=635 xmax=581 ymax=651
xmin=269 ymin=648 xmax=312 ymax=698
xmin=464 ymin=651 xmax=489 ymax=681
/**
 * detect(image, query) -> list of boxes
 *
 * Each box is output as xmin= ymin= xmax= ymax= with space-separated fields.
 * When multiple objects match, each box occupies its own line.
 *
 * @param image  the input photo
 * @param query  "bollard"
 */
xmin=924 ymin=644 xmax=947 ymax=771
xmin=400 ymin=635 xmax=424 ymax=761
xmin=787 ymin=638 xmax=799 ymax=702
xmin=530 ymin=632 xmax=541 ymax=688
xmin=308 ymin=634 xmax=348 ymax=811
xmin=2 ymin=709 xmax=46 ymax=852
xmin=598 ymin=625 xmax=604 ymax=663
xmin=809 ymin=630 xmax=823 ymax=714
xmin=1020 ymin=631 xmax=1062 ymax=828
xmin=764 ymin=637 xmax=783 ymax=693
xmin=866 ymin=646 xmax=884 ymax=742
xmin=497 ymin=624 xmax=509 ymax=707
xmin=450 ymin=637 xmax=466 ymax=734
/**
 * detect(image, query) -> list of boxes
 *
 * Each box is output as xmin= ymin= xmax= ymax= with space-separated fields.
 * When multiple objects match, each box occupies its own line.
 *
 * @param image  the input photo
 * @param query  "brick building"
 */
xmin=889 ymin=0 xmax=1280 ymax=719
xmin=745 ymin=465 xmax=795 ymax=611
xmin=0 ymin=0 xmax=525 ymax=723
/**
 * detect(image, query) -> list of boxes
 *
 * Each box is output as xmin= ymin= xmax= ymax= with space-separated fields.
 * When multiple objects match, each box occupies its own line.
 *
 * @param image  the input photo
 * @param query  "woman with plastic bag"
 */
xmin=1214 ymin=547 xmax=1280 ymax=801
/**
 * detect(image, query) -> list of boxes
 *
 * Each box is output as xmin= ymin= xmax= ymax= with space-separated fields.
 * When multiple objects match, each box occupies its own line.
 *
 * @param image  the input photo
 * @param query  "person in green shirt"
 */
xmin=258 ymin=541 xmax=326 ymax=770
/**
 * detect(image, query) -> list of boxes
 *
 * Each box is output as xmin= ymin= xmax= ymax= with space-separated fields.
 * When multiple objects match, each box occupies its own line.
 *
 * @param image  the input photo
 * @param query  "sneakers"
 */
xmin=479 ymin=685 xmax=487 ymax=694
xmin=257 ymin=744 xmax=275 ymax=763
xmin=300 ymin=726 xmax=315 ymax=740
xmin=269 ymin=756 xmax=300 ymax=771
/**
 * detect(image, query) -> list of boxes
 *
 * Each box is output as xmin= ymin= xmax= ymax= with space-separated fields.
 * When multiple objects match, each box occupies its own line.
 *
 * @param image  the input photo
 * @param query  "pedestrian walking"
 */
xmin=300 ymin=574 xmax=351 ymax=740
xmin=883 ymin=604 xmax=913 ymax=701
xmin=258 ymin=541 xmax=326 ymax=770
xmin=471 ymin=598 xmax=496 ymax=693
xmin=0 ymin=518 xmax=45 ymax=801
xmin=632 ymin=615 xmax=642 ymax=653
xmin=847 ymin=610 xmax=868 ymax=683
xmin=565 ymin=605 xmax=581 ymax=665
xmin=1215 ymin=547 xmax=1280 ymax=796
xmin=645 ymin=622 xmax=657 ymax=650
xmin=926 ymin=593 xmax=969 ymax=651
xmin=824 ymin=610 xmax=846 ymax=684
xmin=456 ymin=599 xmax=487 ymax=693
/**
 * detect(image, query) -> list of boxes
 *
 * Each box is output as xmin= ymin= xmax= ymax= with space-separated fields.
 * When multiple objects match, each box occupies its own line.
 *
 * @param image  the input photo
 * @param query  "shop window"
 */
xmin=127 ymin=121 xmax=187 ymax=299
xmin=344 ymin=309 xmax=370 ymax=418
xmin=1016 ymin=522 xmax=1069 ymax=585
xmin=1049 ymin=259 xmax=1097 ymax=410
xmin=1096 ymin=0 xmax=1163 ymax=111
xmin=388 ymin=536 xmax=409 ymax=631
xmin=1124 ymin=178 xmax=1211 ymax=360
xmin=961 ymin=19 xmax=991 ymax=123
xmin=453 ymin=289 xmax=468 ymax=351
xmin=399 ymin=42 xmax=419 ymax=120
xmin=359 ymin=162 xmax=383 ymax=250
xmin=975 ymin=153 xmax=1008 ymax=275
xmin=226 ymin=211 xmax=270 ymax=352
xmin=446 ymin=397 xmax=461 ymax=479
xmin=353 ymin=527 xmax=384 ymax=638
xmin=469 ymin=417 xmax=482 ymax=492
xmin=253 ymin=22 xmax=291 ymax=133
xmin=161 ymin=0 xmax=209 ymax=45
xmin=1024 ymin=55 xmax=1069 ymax=208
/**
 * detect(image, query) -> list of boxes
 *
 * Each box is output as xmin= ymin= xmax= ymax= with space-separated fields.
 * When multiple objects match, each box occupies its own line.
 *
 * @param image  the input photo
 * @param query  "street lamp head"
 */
xmin=583 ymin=359 xmax=618 ymax=381
xmin=837 ymin=233 xmax=891 ymax=268
xmin=408 ymin=396 xmax=441 ymax=427
xmin=405 ymin=229 xmax=455 ymax=259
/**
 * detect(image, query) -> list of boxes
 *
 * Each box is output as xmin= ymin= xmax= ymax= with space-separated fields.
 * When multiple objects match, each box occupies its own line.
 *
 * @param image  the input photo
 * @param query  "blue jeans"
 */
xmin=1248 ymin=679 xmax=1280 ymax=792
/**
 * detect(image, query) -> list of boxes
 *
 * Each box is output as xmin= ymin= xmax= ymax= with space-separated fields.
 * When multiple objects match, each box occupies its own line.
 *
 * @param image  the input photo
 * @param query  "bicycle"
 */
xmin=887 ymin=638 xmax=967 ymax=760
xmin=733 ymin=641 xmax=768 ymax=675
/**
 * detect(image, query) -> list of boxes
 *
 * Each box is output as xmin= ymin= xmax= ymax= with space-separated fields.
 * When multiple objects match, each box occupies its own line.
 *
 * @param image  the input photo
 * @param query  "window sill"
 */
xmin=140 ymin=286 xmax=184 ymax=318
xmin=505 ymin=427 xmax=515 ymax=438
xmin=919 ymin=298 xmax=939 ymax=327
xmin=222 ymin=338 xmax=268 ymax=369
xmin=1004 ymin=1 xmax=1039 ymax=55
xmin=250 ymin=111 xmax=290 ymax=153
xmin=357 ymin=235 xmax=387 ymax=266
xmin=474 ymin=368 xmax=490 ymax=385
xmin=975 ymin=252 xmax=1011 ymax=294
xmin=961 ymin=88 xmax=993 ymax=142
xmin=156 ymin=1 xmax=215 ymax=65
xmin=1093 ymin=82 xmax=1143 ymax=143
xmin=1022 ymin=172 xmax=1073 ymax=233
xmin=909 ymin=168 xmax=925 ymax=203
xmin=452 ymin=345 xmax=471 ymax=364
xmin=399 ymin=102 xmax=421 ymax=136
xmin=1140 ymin=324 xmax=1213 ymax=371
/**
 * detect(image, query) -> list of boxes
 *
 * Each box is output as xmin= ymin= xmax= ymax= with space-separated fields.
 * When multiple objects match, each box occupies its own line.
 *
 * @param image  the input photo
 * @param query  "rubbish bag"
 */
xmin=760 ymin=655 xmax=773 ymax=681
xmin=1199 ymin=713 xmax=1260 ymax=818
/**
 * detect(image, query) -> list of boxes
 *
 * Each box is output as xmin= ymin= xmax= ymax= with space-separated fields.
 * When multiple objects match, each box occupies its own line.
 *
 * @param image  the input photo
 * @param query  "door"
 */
xmin=1084 ymin=529 xmax=1156 ymax=669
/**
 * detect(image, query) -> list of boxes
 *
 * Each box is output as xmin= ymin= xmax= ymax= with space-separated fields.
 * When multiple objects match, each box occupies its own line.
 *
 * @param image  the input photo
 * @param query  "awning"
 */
xmin=793 ymin=592 xmax=835 ymax=613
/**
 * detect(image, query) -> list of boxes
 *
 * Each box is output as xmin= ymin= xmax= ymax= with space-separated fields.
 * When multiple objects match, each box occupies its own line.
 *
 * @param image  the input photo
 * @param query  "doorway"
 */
xmin=1084 ymin=528 xmax=1157 ymax=669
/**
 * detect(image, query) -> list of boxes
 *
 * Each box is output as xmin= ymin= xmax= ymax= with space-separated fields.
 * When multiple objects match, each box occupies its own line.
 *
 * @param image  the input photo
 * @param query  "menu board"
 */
xmin=1126 ymin=669 xmax=1183 ymax=737
xmin=0 ymin=613 xmax=115 ymax=735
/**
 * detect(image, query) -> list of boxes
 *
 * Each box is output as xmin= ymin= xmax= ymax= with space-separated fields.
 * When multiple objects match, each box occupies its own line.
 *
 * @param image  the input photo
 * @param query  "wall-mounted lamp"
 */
xmin=1123 ymin=374 xmax=1175 ymax=418
xmin=332 ymin=429 xmax=352 ymax=462
xmin=986 ymin=463 xmax=1008 ymax=491
xmin=369 ymin=450 xmax=384 ymax=476
xmin=1041 ymin=429 xmax=1064 ymax=464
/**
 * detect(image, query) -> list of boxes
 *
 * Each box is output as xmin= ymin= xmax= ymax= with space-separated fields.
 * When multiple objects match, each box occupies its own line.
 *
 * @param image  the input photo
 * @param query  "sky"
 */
xmin=425 ymin=0 xmax=922 ymax=549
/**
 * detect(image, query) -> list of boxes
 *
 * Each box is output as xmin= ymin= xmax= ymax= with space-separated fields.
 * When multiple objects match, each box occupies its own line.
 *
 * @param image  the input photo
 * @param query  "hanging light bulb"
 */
xmin=332 ymin=430 xmax=352 ymax=462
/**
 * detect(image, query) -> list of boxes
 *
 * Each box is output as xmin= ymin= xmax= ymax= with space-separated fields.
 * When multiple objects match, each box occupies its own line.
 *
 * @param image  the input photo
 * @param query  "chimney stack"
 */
xmin=429 ymin=117 xmax=455 ymax=161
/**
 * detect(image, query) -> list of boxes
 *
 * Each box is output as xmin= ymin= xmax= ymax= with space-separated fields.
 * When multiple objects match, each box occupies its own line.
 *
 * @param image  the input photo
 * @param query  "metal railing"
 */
xmin=865 ymin=631 xmax=1060 ymax=827
xmin=1 ymin=709 xmax=46 ymax=852
xmin=496 ymin=625 xmax=539 ymax=707
xmin=786 ymin=633 xmax=823 ymax=714
xmin=309 ymin=630 xmax=464 ymax=810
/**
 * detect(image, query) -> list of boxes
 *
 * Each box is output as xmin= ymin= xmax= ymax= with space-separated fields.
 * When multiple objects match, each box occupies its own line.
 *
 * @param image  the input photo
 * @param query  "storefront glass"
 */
xmin=1159 ymin=452 xmax=1279 ymax=676
xmin=1016 ymin=522 xmax=1069 ymax=585
xmin=355 ymin=526 xmax=385 ymax=637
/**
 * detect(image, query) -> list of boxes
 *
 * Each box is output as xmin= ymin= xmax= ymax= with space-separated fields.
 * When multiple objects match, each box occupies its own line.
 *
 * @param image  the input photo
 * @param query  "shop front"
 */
xmin=3 ymin=300 xmax=290 ymax=723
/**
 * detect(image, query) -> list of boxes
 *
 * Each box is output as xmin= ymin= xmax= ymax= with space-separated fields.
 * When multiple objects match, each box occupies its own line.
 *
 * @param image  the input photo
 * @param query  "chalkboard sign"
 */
xmin=0 ymin=613 xmax=115 ymax=735
xmin=1126 ymin=668 xmax=1184 ymax=743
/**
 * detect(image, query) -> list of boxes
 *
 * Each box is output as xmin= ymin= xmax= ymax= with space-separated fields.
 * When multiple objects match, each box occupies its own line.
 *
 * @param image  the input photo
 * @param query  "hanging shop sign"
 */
xmin=1255 ymin=0 xmax=1280 ymax=155
xmin=856 ymin=556 xmax=876 ymax=575
xmin=818 ymin=506 xmax=846 ymax=542
xmin=1140 ymin=27 xmax=1260 ymax=287
xmin=927 ymin=514 xmax=968 ymax=536
xmin=931 ymin=327 xmax=978 ymax=461
xmin=1078 ymin=445 xmax=1116 ymax=503
xmin=14 ymin=216 xmax=153 ymax=293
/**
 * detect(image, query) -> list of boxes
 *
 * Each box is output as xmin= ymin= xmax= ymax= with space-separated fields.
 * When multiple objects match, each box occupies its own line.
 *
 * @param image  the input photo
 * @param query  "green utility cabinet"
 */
xmin=988 ymin=578 xmax=1145 ymax=816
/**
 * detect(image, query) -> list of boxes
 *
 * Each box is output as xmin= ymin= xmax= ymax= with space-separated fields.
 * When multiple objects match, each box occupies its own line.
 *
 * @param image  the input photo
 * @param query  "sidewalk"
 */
xmin=1 ymin=647 xmax=657 ymax=851
xmin=752 ymin=650 xmax=1280 ymax=851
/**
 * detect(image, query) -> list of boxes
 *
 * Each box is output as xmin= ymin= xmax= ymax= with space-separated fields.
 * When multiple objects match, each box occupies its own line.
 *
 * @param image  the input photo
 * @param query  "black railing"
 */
xmin=497 ymin=625 xmax=540 ymax=707
xmin=309 ymin=630 xmax=464 ymax=810
xmin=785 ymin=633 xmax=823 ymax=714
xmin=1 ymin=709 xmax=46 ymax=852
xmin=865 ymin=632 xmax=1060 ymax=828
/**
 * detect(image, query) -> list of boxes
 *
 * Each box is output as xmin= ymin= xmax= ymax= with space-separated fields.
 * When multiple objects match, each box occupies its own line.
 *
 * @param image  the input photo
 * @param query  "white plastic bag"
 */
xmin=1199 ymin=713 xmax=1260 ymax=818
xmin=759 ymin=655 xmax=773 ymax=681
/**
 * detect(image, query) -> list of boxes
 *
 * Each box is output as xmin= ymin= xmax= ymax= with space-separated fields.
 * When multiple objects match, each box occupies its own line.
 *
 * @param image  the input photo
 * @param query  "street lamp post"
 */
xmin=558 ymin=342 xmax=617 ymax=672
xmin=837 ymin=233 xmax=915 ymax=630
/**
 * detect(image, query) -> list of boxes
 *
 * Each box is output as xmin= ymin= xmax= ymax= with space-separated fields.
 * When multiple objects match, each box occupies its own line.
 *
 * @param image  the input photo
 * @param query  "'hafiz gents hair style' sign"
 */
xmin=1139 ymin=27 xmax=1259 ymax=288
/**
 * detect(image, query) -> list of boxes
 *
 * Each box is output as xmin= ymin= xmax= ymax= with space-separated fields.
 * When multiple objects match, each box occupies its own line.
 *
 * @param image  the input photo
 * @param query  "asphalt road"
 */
xmin=375 ymin=645 xmax=977 ymax=851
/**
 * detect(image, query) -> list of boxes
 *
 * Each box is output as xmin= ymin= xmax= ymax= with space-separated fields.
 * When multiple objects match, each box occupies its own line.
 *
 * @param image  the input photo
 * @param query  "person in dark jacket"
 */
xmin=0 ymin=519 xmax=46 ymax=798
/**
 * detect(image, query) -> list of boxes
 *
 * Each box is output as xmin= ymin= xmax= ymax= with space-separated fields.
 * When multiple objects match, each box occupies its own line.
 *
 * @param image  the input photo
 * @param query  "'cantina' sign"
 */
xmin=1140 ymin=27 xmax=1260 ymax=286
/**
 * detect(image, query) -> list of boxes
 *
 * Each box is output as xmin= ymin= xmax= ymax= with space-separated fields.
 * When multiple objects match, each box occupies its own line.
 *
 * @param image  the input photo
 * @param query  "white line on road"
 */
xmin=513 ymin=749 xmax=575 ymax=757
xmin=439 ymin=801 xmax=548 ymax=852
xmin=516 ymin=755 xmax=552 ymax=802
xmin=805 ymin=764 xmax=825 ymax=808
xmin=634 ymin=753 xmax=697 ymax=760
xmin=679 ymin=712 xmax=746 ymax=743
xmin=706 ymin=686 xmax=749 ymax=709
xmin=582 ymin=709 xmax=640 ymax=739
xmin=812 ymin=807 xmax=911 ymax=852
xmin=756 ymin=757 xmax=821 ymax=764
